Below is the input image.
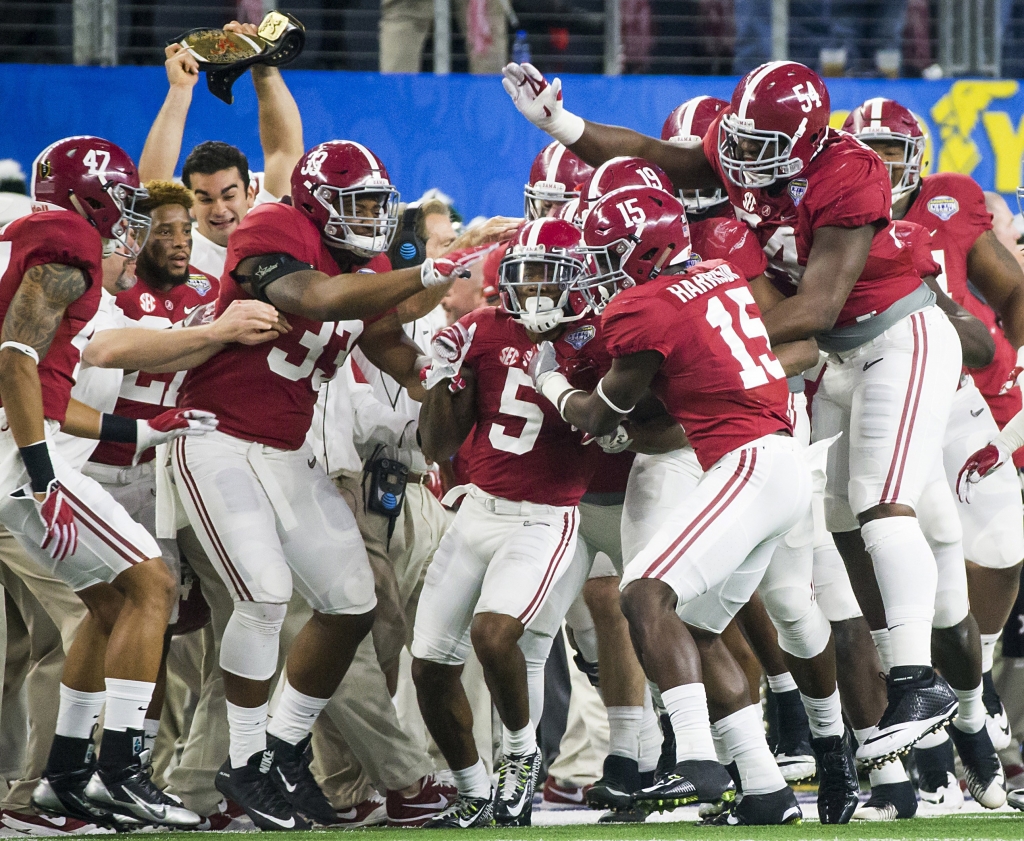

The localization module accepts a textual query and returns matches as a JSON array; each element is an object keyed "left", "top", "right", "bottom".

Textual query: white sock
[
  {"left": 267, "top": 679, "right": 330, "bottom": 745},
  {"left": 662, "top": 683, "right": 717, "bottom": 762},
  {"left": 861, "top": 518, "right": 936, "bottom": 667},
  {"left": 606, "top": 706, "right": 642, "bottom": 761},
  {"left": 869, "top": 628, "right": 894, "bottom": 673},
  {"left": 502, "top": 724, "right": 536, "bottom": 756},
  {"left": 980, "top": 633, "right": 1001, "bottom": 675},
  {"left": 639, "top": 687, "right": 662, "bottom": 774},
  {"left": 55, "top": 685, "right": 105, "bottom": 740},
  {"left": 452, "top": 758, "right": 491, "bottom": 798},
  {"left": 104, "top": 678, "right": 154, "bottom": 733},
  {"left": 710, "top": 723, "right": 733, "bottom": 765},
  {"left": 915, "top": 727, "right": 949, "bottom": 749},
  {"left": 227, "top": 700, "right": 268, "bottom": 768},
  {"left": 767, "top": 672, "right": 798, "bottom": 694},
  {"left": 715, "top": 705, "right": 786, "bottom": 795},
  {"left": 952, "top": 682, "right": 985, "bottom": 734},
  {"left": 800, "top": 689, "right": 844, "bottom": 739},
  {"left": 869, "top": 757, "right": 910, "bottom": 787},
  {"left": 143, "top": 718, "right": 160, "bottom": 753}
]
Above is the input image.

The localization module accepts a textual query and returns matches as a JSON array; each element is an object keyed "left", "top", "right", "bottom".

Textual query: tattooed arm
[{"left": 0, "top": 262, "right": 88, "bottom": 458}]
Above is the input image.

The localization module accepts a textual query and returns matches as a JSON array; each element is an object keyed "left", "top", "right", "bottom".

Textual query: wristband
[
  {"left": 993, "top": 409, "right": 1024, "bottom": 457},
  {"left": 556, "top": 388, "right": 584, "bottom": 419},
  {"left": 0, "top": 341, "right": 40, "bottom": 365},
  {"left": 596, "top": 379, "right": 635, "bottom": 415},
  {"left": 549, "top": 111, "right": 586, "bottom": 147},
  {"left": 99, "top": 413, "right": 139, "bottom": 444},
  {"left": 19, "top": 441, "right": 56, "bottom": 494}
]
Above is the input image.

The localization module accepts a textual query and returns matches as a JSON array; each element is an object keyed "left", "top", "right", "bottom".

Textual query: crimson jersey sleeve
[
  {"left": 602, "top": 294, "right": 675, "bottom": 358},
  {"left": 12, "top": 211, "right": 103, "bottom": 289},
  {"left": 801, "top": 147, "right": 890, "bottom": 231},
  {"left": 224, "top": 203, "right": 321, "bottom": 278},
  {"left": 690, "top": 217, "right": 768, "bottom": 281},
  {"left": 894, "top": 221, "right": 941, "bottom": 279}
]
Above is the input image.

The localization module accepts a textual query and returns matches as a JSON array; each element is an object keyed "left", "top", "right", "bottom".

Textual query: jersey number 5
[
  {"left": 705, "top": 287, "right": 786, "bottom": 389},
  {"left": 489, "top": 367, "right": 543, "bottom": 455}
]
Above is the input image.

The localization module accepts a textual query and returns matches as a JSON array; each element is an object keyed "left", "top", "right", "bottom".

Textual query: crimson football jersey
[
  {"left": 602, "top": 258, "right": 791, "bottom": 470},
  {"left": 0, "top": 211, "right": 102, "bottom": 424},
  {"left": 178, "top": 203, "right": 376, "bottom": 450},
  {"left": 689, "top": 215, "right": 768, "bottom": 281},
  {"left": 893, "top": 220, "right": 941, "bottom": 281},
  {"left": 901, "top": 173, "right": 1022, "bottom": 429},
  {"left": 90, "top": 267, "right": 219, "bottom": 466},
  {"left": 457, "top": 309, "right": 608, "bottom": 506},
  {"left": 702, "top": 122, "right": 922, "bottom": 328}
]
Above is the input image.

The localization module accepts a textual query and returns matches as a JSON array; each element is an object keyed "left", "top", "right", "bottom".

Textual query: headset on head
[{"left": 389, "top": 206, "right": 426, "bottom": 269}]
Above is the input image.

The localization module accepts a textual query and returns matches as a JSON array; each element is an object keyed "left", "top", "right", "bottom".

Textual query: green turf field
[{"left": 134, "top": 813, "right": 1023, "bottom": 840}]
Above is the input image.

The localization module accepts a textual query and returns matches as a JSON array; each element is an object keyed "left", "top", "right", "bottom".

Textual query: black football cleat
[
  {"left": 811, "top": 729, "right": 859, "bottom": 824},
  {"left": 266, "top": 734, "right": 338, "bottom": 825},
  {"left": 633, "top": 759, "right": 735, "bottom": 813},
  {"left": 587, "top": 754, "right": 641, "bottom": 811},
  {"left": 947, "top": 724, "right": 1006, "bottom": 809},
  {"left": 493, "top": 749, "right": 541, "bottom": 827},
  {"left": 704, "top": 787, "right": 802, "bottom": 826},
  {"left": 422, "top": 793, "right": 494, "bottom": 828},
  {"left": 856, "top": 666, "right": 957, "bottom": 768},
  {"left": 852, "top": 780, "right": 918, "bottom": 821},
  {"left": 772, "top": 689, "right": 817, "bottom": 783},
  {"left": 31, "top": 768, "right": 127, "bottom": 829},
  {"left": 216, "top": 752, "right": 311, "bottom": 831}
]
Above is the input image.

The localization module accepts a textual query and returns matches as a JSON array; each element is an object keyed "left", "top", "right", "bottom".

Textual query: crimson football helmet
[
  {"left": 524, "top": 141, "right": 594, "bottom": 221},
  {"left": 31, "top": 136, "right": 149, "bottom": 256},
  {"left": 718, "top": 61, "right": 831, "bottom": 188},
  {"left": 843, "top": 98, "right": 926, "bottom": 203},
  {"left": 291, "top": 140, "right": 400, "bottom": 258},
  {"left": 577, "top": 157, "right": 673, "bottom": 224},
  {"left": 662, "top": 97, "right": 729, "bottom": 213},
  {"left": 498, "top": 218, "right": 590, "bottom": 332},
  {"left": 578, "top": 185, "right": 691, "bottom": 312}
]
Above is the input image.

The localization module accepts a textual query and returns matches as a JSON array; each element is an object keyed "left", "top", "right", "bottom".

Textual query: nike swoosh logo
[
  {"left": 43, "top": 817, "right": 67, "bottom": 827},
  {"left": 251, "top": 809, "right": 295, "bottom": 829},
  {"left": 402, "top": 795, "right": 449, "bottom": 810},
  {"left": 126, "top": 788, "right": 167, "bottom": 819},
  {"left": 183, "top": 305, "right": 200, "bottom": 315},
  {"left": 505, "top": 793, "right": 527, "bottom": 817},
  {"left": 276, "top": 768, "right": 297, "bottom": 793},
  {"left": 862, "top": 724, "right": 913, "bottom": 745},
  {"left": 863, "top": 358, "right": 883, "bottom": 371},
  {"left": 971, "top": 408, "right": 984, "bottom": 417},
  {"left": 307, "top": 456, "right": 317, "bottom": 468},
  {"left": 458, "top": 815, "right": 479, "bottom": 828},
  {"left": 554, "top": 788, "right": 587, "bottom": 802},
  {"left": 522, "top": 521, "right": 550, "bottom": 527},
  {"left": 336, "top": 808, "right": 357, "bottom": 820}
]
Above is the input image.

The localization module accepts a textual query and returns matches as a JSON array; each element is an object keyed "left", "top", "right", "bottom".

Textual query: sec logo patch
[
  {"left": 499, "top": 346, "right": 520, "bottom": 366},
  {"left": 139, "top": 292, "right": 156, "bottom": 313}
]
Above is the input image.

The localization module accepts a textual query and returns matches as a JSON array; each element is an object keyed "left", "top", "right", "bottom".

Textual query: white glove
[
  {"left": 594, "top": 425, "right": 632, "bottom": 454},
  {"left": 135, "top": 409, "right": 218, "bottom": 465},
  {"left": 501, "top": 62, "right": 585, "bottom": 146},
  {"left": 423, "top": 323, "right": 477, "bottom": 390},
  {"left": 420, "top": 255, "right": 472, "bottom": 289},
  {"left": 528, "top": 341, "right": 578, "bottom": 417}
]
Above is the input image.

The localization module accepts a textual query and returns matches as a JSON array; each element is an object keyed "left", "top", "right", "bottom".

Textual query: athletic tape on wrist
[
  {"left": 18, "top": 441, "right": 55, "bottom": 494},
  {"left": 0, "top": 342, "right": 40, "bottom": 365},
  {"left": 596, "top": 379, "right": 634, "bottom": 416},
  {"left": 549, "top": 112, "right": 586, "bottom": 147},
  {"left": 556, "top": 388, "right": 584, "bottom": 420}
]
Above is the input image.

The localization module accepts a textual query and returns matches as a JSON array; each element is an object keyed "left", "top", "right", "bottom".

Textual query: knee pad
[
  {"left": 932, "top": 538, "right": 970, "bottom": 629},
  {"left": 518, "top": 630, "right": 552, "bottom": 726},
  {"left": 761, "top": 584, "right": 832, "bottom": 659},
  {"left": 812, "top": 541, "right": 863, "bottom": 623},
  {"left": 918, "top": 479, "right": 963, "bottom": 547},
  {"left": 220, "top": 601, "right": 287, "bottom": 681}
]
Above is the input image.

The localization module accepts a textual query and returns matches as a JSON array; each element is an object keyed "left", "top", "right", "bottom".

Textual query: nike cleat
[
  {"left": 422, "top": 793, "right": 494, "bottom": 828},
  {"left": 493, "top": 749, "right": 541, "bottom": 826},
  {"left": 385, "top": 774, "right": 457, "bottom": 826},
  {"left": 1008, "top": 789, "right": 1024, "bottom": 811},
  {"left": 31, "top": 770, "right": 122, "bottom": 830},
  {"left": 856, "top": 666, "right": 957, "bottom": 768},
  {"left": 587, "top": 755, "right": 641, "bottom": 811},
  {"left": 84, "top": 759, "right": 200, "bottom": 828},
  {"left": 633, "top": 759, "right": 735, "bottom": 813},
  {"left": 913, "top": 738, "right": 964, "bottom": 813},
  {"left": 215, "top": 754, "right": 310, "bottom": 832},
  {"left": 333, "top": 794, "right": 388, "bottom": 828},
  {"left": 597, "top": 804, "right": 648, "bottom": 823},
  {"left": 811, "top": 729, "right": 859, "bottom": 824},
  {"left": 852, "top": 780, "right": 918, "bottom": 821},
  {"left": 654, "top": 713, "right": 675, "bottom": 783},
  {"left": 947, "top": 725, "right": 1006, "bottom": 809},
  {"left": 981, "top": 670, "right": 1012, "bottom": 751},
  {"left": 540, "top": 776, "right": 589, "bottom": 809},
  {"left": 703, "top": 787, "right": 802, "bottom": 826},
  {"left": 1, "top": 808, "right": 115, "bottom": 835},
  {"left": 266, "top": 735, "right": 337, "bottom": 825},
  {"left": 772, "top": 689, "right": 817, "bottom": 783}
]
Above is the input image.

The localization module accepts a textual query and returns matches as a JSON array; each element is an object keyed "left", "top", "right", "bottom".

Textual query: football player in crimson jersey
[
  {"left": 531, "top": 185, "right": 815, "bottom": 825},
  {"left": 524, "top": 141, "right": 594, "bottom": 220},
  {"left": 0, "top": 137, "right": 212, "bottom": 829},
  {"left": 847, "top": 99, "right": 1024, "bottom": 782},
  {"left": 504, "top": 59, "right": 964, "bottom": 767},
  {"left": 412, "top": 218, "right": 615, "bottom": 828},
  {"left": 170, "top": 140, "right": 510, "bottom": 830}
]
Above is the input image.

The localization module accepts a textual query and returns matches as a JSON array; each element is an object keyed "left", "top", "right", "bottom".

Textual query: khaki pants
[
  {"left": 379, "top": 0, "right": 508, "bottom": 74},
  {"left": 0, "top": 528, "right": 88, "bottom": 812}
]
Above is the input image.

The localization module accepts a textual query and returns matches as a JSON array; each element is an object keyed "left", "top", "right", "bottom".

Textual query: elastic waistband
[{"left": 818, "top": 283, "right": 935, "bottom": 354}]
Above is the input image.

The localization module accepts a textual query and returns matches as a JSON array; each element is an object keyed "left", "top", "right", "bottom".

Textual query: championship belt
[{"left": 170, "top": 11, "right": 305, "bottom": 105}]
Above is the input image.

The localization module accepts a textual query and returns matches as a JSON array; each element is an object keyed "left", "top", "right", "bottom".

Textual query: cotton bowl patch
[
  {"left": 927, "top": 196, "right": 959, "bottom": 221},
  {"left": 186, "top": 273, "right": 212, "bottom": 296},
  {"left": 788, "top": 179, "right": 808, "bottom": 206},
  {"left": 565, "top": 324, "right": 596, "bottom": 350}
]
